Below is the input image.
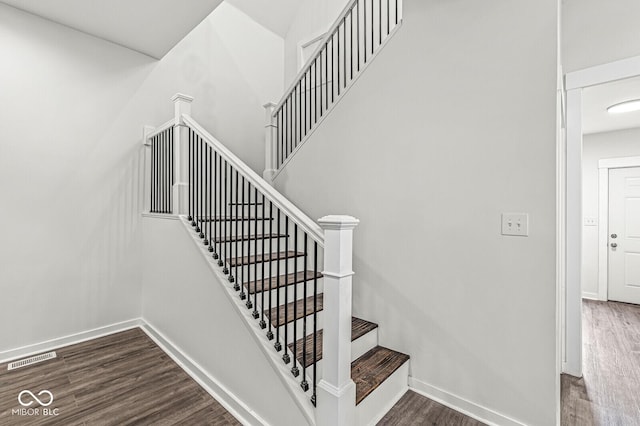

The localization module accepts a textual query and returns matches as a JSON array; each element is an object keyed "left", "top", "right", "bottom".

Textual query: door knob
[
  {"left": 611, "top": 233, "right": 618, "bottom": 239},
  {"left": 611, "top": 242, "right": 618, "bottom": 248}
]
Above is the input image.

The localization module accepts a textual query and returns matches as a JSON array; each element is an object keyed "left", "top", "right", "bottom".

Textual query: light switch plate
[
  {"left": 501, "top": 213, "right": 529, "bottom": 237},
  {"left": 584, "top": 217, "right": 598, "bottom": 226}
]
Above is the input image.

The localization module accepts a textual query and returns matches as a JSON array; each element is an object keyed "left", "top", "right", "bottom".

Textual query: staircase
[
  {"left": 145, "top": 94, "right": 410, "bottom": 425},
  {"left": 144, "top": 2, "right": 407, "bottom": 424}
]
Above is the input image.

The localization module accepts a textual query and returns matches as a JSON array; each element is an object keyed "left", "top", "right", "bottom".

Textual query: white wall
[
  {"left": 581, "top": 128, "right": 640, "bottom": 297},
  {"left": 0, "top": 2, "right": 283, "bottom": 355},
  {"left": 274, "top": 0, "right": 559, "bottom": 424},
  {"left": 562, "top": 0, "right": 640, "bottom": 72},
  {"left": 141, "top": 217, "right": 308, "bottom": 426},
  {"left": 283, "top": 0, "right": 349, "bottom": 87}
]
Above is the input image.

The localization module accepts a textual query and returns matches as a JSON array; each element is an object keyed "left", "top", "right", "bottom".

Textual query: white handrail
[
  {"left": 146, "top": 118, "right": 174, "bottom": 141},
  {"left": 273, "top": 0, "right": 359, "bottom": 114},
  {"left": 182, "top": 114, "right": 325, "bottom": 247}
]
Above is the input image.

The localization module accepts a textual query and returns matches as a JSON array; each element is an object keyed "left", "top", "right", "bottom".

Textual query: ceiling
[
  {"left": 0, "top": 0, "right": 223, "bottom": 59},
  {"left": 225, "top": 0, "right": 303, "bottom": 37},
  {"left": 583, "top": 75, "right": 640, "bottom": 134}
]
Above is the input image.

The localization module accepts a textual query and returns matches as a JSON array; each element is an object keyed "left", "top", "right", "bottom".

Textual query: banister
[
  {"left": 273, "top": 0, "right": 359, "bottom": 114},
  {"left": 181, "top": 114, "right": 325, "bottom": 247},
  {"left": 146, "top": 118, "right": 174, "bottom": 141}
]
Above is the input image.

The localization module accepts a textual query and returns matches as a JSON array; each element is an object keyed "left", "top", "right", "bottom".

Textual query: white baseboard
[
  {"left": 408, "top": 377, "right": 526, "bottom": 426},
  {"left": 581, "top": 292, "right": 600, "bottom": 301},
  {"left": 0, "top": 318, "right": 143, "bottom": 364},
  {"left": 140, "top": 321, "right": 268, "bottom": 426}
]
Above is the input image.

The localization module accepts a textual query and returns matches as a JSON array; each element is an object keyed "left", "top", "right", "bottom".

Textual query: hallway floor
[
  {"left": 562, "top": 300, "right": 640, "bottom": 425},
  {"left": 0, "top": 328, "right": 240, "bottom": 425}
]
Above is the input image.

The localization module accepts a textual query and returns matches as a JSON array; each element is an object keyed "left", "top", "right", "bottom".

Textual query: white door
[{"left": 608, "top": 166, "right": 640, "bottom": 304}]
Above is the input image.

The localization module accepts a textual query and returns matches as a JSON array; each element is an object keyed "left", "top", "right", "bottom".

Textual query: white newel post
[
  {"left": 316, "top": 215, "right": 359, "bottom": 426},
  {"left": 171, "top": 93, "right": 194, "bottom": 215},
  {"left": 263, "top": 102, "right": 277, "bottom": 184}
]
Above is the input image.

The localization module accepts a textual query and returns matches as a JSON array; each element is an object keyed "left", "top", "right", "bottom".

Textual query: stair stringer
[{"left": 177, "top": 215, "right": 317, "bottom": 425}]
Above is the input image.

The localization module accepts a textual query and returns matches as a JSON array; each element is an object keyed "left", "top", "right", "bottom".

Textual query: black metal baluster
[
  {"left": 259, "top": 192, "right": 266, "bottom": 327},
  {"left": 371, "top": 0, "right": 374, "bottom": 55},
  {"left": 222, "top": 160, "right": 228, "bottom": 272},
  {"left": 291, "top": 224, "right": 299, "bottom": 377},
  {"left": 190, "top": 131, "right": 195, "bottom": 225},
  {"left": 213, "top": 150, "right": 218, "bottom": 258},
  {"left": 298, "top": 81, "right": 302, "bottom": 146},
  {"left": 325, "top": 43, "right": 329, "bottom": 110},
  {"left": 242, "top": 176, "right": 249, "bottom": 302},
  {"left": 379, "top": 0, "right": 382, "bottom": 46},
  {"left": 357, "top": 0, "right": 361, "bottom": 71},
  {"left": 301, "top": 234, "right": 309, "bottom": 391},
  {"left": 304, "top": 72, "right": 307, "bottom": 137},
  {"left": 195, "top": 135, "right": 200, "bottom": 230},
  {"left": 170, "top": 129, "right": 174, "bottom": 213},
  {"left": 311, "top": 241, "right": 318, "bottom": 406},
  {"left": 350, "top": 8, "right": 354, "bottom": 81},
  {"left": 215, "top": 152, "right": 221, "bottom": 261},
  {"left": 266, "top": 201, "right": 274, "bottom": 340},
  {"left": 150, "top": 137, "right": 154, "bottom": 212},
  {"left": 274, "top": 208, "right": 282, "bottom": 352},
  {"left": 160, "top": 132, "right": 164, "bottom": 212},
  {"left": 203, "top": 143, "right": 209, "bottom": 245},
  {"left": 364, "top": 0, "right": 367, "bottom": 64},
  {"left": 343, "top": 16, "right": 347, "bottom": 89},
  {"left": 208, "top": 147, "right": 213, "bottom": 250},
  {"left": 252, "top": 185, "right": 259, "bottom": 317},
  {"left": 337, "top": 26, "right": 341, "bottom": 96},
  {"left": 331, "top": 36, "right": 335, "bottom": 102},
  {"left": 283, "top": 216, "right": 290, "bottom": 364},
  {"left": 233, "top": 169, "right": 239, "bottom": 288},
  {"left": 395, "top": 0, "right": 398, "bottom": 25},
  {"left": 387, "top": 0, "right": 390, "bottom": 35},
  {"left": 199, "top": 136, "right": 204, "bottom": 238}
]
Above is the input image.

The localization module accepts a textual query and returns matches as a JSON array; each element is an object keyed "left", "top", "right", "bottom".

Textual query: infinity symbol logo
[{"left": 18, "top": 390, "right": 54, "bottom": 407}]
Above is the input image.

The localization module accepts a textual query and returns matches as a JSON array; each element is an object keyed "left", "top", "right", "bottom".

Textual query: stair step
[
  {"left": 245, "top": 270, "right": 322, "bottom": 294},
  {"left": 196, "top": 217, "right": 273, "bottom": 222},
  {"left": 289, "top": 317, "right": 378, "bottom": 368},
  {"left": 227, "top": 251, "right": 304, "bottom": 267},
  {"left": 352, "top": 346, "right": 410, "bottom": 405},
  {"left": 214, "top": 233, "right": 287, "bottom": 244},
  {"left": 266, "top": 294, "right": 324, "bottom": 328},
  {"left": 228, "top": 202, "right": 263, "bottom": 206}
]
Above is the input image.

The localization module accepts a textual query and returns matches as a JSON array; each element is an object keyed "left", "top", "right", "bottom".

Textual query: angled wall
[{"left": 274, "top": 0, "right": 559, "bottom": 424}]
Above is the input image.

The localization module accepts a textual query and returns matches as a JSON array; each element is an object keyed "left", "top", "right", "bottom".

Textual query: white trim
[
  {"left": 581, "top": 292, "right": 600, "bottom": 300},
  {"left": 596, "top": 156, "right": 640, "bottom": 302},
  {"left": 408, "top": 377, "right": 526, "bottom": 426},
  {"left": 599, "top": 156, "right": 640, "bottom": 169},
  {"left": 0, "top": 318, "right": 143, "bottom": 364},
  {"left": 142, "top": 212, "right": 179, "bottom": 220},
  {"left": 141, "top": 322, "right": 268, "bottom": 426},
  {"left": 566, "top": 54, "right": 640, "bottom": 90},
  {"left": 182, "top": 114, "right": 325, "bottom": 247},
  {"left": 563, "top": 57, "right": 640, "bottom": 381},
  {"left": 298, "top": 31, "right": 327, "bottom": 72}
]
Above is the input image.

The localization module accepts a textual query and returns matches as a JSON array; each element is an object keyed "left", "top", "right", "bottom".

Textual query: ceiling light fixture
[{"left": 607, "top": 99, "right": 640, "bottom": 114}]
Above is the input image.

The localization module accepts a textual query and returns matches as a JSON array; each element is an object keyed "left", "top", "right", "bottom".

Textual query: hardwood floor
[
  {"left": 377, "top": 391, "right": 485, "bottom": 426},
  {"left": 562, "top": 300, "right": 640, "bottom": 425},
  {"left": 0, "top": 328, "right": 240, "bottom": 425}
]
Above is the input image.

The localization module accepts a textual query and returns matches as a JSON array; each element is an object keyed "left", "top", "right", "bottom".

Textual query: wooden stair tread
[
  {"left": 352, "top": 346, "right": 410, "bottom": 405},
  {"left": 245, "top": 270, "right": 322, "bottom": 294},
  {"left": 265, "top": 294, "right": 324, "bottom": 328},
  {"left": 197, "top": 217, "right": 272, "bottom": 222},
  {"left": 214, "top": 233, "right": 287, "bottom": 244},
  {"left": 227, "top": 251, "right": 303, "bottom": 267},
  {"left": 288, "top": 317, "right": 378, "bottom": 368},
  {"left": 228, "top": 202, "right": 263, "bottom": 206}
]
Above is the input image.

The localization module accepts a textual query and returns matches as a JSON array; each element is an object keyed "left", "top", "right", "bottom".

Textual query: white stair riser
[
  {"left": 356, "top": 361, "right": 409, "bottom": 426},
  {"left": 269, "top": 311, "right": 324, "bottom": 342}
]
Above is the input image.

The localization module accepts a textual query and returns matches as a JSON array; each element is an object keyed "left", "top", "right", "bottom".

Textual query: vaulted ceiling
[{"left": 0, "top": 0, "right": 223, "bottom": 58}]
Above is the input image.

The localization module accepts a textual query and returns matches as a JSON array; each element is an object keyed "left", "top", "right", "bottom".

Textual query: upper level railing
[
  {"left": 147, "top": 120, "right": 174, "bottom": 213},
  {"left": 265, "top": 0, "right": 403, "bottom": 178}
]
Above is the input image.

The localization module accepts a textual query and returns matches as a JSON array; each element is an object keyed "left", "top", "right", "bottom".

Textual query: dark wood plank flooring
[
  {"left": 562, "top": 300, "right": 640, "bottom": 425},
  {"left": 378, "top": 391, "right": 485, "bottom": 426},
  {"left": 0, "top": 328, "right": 240, "bottom": 425}
]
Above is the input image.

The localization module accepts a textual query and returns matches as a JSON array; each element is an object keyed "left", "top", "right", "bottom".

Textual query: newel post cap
[
  {"left": 318, "top": 215, "right": 360, "bottom": 230},
  {"left": 171, "top": 93, "right": 194, "bottom": 103}
]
